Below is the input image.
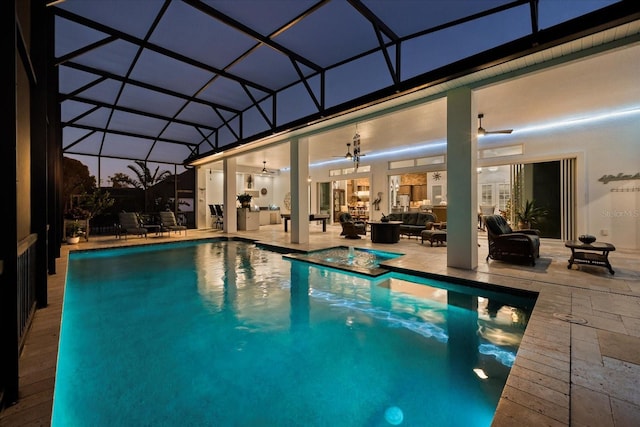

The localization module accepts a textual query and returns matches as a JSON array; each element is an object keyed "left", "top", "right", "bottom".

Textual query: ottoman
[{"left": 421, "top": 229, "right": 447, "bottom": 246}]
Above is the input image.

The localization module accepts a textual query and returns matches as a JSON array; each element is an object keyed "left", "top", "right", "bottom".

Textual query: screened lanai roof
[{"left": 54, "top": 0, "right": 638, "bottom": 167}]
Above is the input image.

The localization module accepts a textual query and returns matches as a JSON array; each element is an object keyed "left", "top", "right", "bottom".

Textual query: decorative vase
[
  {"left": 66, "top": 236, "right": 80, "bottom": 244},
  {"left": 241, "top": 201, "right": 250, "bottom": 208},
  {"left": 578, "top": 234, "right": 596, "bottom": 244}
]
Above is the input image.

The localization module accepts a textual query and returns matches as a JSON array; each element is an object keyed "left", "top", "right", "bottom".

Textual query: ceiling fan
[
  {"left": 333, "top": 143, "right": 354, "bottom": 159},
  {"left": 261, "top": 161, "right": 275, "bottom": 174},
  {"left": 477, "top": 113, "right": 513, "bottom": 135},
  {"left": 333, "top": 136, "right": 367, "bottom": 159}
]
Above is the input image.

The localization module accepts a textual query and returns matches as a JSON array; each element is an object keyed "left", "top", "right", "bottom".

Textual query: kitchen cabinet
[
  {"left": 412, "top": 185, "right": 426, "bottom": 201},
  {"left": 398, "top": 185, "right": 411, "bottom": 196}
]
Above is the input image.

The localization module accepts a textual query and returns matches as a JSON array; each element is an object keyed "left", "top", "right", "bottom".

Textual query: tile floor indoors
[{"left": 1, "top": 222, "right": 639, "bottom": 427}]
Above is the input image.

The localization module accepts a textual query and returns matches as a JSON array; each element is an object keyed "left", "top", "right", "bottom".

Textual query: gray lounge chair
[
  {"left": 160, "top": 211, "right": 187, "bottom": 236},
  {"left": 118, "top": 212, "right": 147, "bottom": 239}
]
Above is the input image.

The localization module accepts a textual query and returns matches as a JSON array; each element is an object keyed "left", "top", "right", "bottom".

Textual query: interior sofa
[{"left": 386, "top": 212, "right": 438, "bottom": 238}]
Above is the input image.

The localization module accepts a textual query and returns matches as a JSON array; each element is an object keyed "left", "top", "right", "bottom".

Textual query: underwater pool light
[{"left": 384, "top": 406, "right": 404, "bottom": 425}]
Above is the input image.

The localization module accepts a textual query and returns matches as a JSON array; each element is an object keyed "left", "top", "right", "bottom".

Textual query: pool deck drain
[{"left": 552, "top": 312, "right": 588, "bottom": 324}]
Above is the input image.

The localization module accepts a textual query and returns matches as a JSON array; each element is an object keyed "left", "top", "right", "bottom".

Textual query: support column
[
  {"left": 446, "top": 87, "right": 478, "bottom": 270},
  {"left": 1, "top": 0, "right": 19, "bottom": 405},
  {"left": 32, "top": 0, "right": 49, "bottom": 307},
  {"left": 223, "top": 158, "right": 238, "bottom": 233},
  {"left": 290, "top": 138, "right": 310, "bottom": 244}
]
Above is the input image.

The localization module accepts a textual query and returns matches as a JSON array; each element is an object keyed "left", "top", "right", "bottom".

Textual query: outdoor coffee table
[{"left": 565, "top": 240, "right": 616, "bottom": 274}]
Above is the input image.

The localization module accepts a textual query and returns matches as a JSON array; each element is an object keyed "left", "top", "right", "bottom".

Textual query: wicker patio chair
[
  {"left": 339, "top": 212, "right": 366, "bottom": 239},
  {"left": 484, "top": 214, "right": 540, "bottom": 266}
]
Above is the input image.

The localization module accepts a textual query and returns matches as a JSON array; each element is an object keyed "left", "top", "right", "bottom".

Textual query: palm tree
[
  {"left": 126, "top": 161, "right": 172, "bottom": 212},
  {"left": 127, "top": 160, "right": 171, "bottom": 189}
]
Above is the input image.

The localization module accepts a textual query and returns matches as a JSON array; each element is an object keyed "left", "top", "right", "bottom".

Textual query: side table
[
  {"left": 369, "top": 221, "right": 402, "bottom": 243},
  {"left": 565, "top": 240, "right": 616, "bottom": 274}
]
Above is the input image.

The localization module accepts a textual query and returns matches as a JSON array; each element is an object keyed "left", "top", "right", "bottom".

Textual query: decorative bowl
[{"left": 578, "top": 234, "right": 596, "bottom": 244}]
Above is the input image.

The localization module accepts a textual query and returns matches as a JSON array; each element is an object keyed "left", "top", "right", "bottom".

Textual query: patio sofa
[{"left": 387, "top": 212, "right": 439, "bottom": 238}]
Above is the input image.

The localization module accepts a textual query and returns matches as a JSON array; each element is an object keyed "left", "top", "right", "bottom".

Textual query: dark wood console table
[
  {"left": 565, "top": 240, "right": 616, "bottom": 274},
  {"left": 281, "top": 213, "right": 330, "bottom": 232},
  {"left": 369, "top": 221, "right": 402, "bottom": 243}
]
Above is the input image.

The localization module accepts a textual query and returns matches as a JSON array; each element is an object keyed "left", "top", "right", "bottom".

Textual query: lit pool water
[
  {"left": 284, "top": 246, "right": 402, "bottom": 276},
  {"left": 53, "top": 240, "right": 534, "bottom": 426}
]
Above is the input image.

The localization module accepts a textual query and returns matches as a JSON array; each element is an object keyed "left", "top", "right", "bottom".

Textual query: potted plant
[
  {"left": 66, "top": 220, "right": 82, "bottom": 244},
  {"left": 237, "top": 193, "right": 253, "bottom": 208},
  {"left": 516, "top": 199, "right": 548, "bottom": 230}
]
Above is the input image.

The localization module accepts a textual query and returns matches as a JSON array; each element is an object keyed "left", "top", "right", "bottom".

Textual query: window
[
  {"left": 498, "top": 183, "right": 510, "bottom": 212},
  {"left": 479, "top": 144, "right": 523, "bottom": 159},
  {"left": 330, "top": 165, "right": 370, "bottom": 175},
  {"left": 389, "top": 159, "right": 414, "bottom": 169},
  {"left": 481, "top": 184, "right": 493, "bottom": 205},
  {"left": 390, "top": 155, "right": 445, "bottom": 169},
  {"left": 416, "top": 155, "right": 445, "bottom": 166}
]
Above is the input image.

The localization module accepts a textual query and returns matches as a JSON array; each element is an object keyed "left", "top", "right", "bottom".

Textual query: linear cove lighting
[{"left": 513, "top": 106, "right": 640, "bottom": 136}]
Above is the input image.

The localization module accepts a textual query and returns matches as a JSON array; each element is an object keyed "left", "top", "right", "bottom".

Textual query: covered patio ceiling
[{"left": 53, "top": 0, "right": 640, "bottom": 173}]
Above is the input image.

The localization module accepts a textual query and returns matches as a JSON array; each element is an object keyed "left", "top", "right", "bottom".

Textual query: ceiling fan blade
[
  {"left": 332, "top": 143, "right": 353, "bottom": 159},
  {"left": 477, "top": 113, "right": 513, "bottom": 135},
  {"left": 485, "top": 129, "right": 513, "bottom": 134},
  {"left": 261, "top": 161, "right": 276, "bottom": 173}
]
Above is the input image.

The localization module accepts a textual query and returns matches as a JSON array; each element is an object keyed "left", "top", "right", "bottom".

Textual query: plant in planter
[
  {"left": 64, "top": 206, "right": 91, "bottom": 220},
  {"left": 82, "top": 189, "right": 115, "bottom": 220},
  {"left": 516, "top": 199, "right": 548, "bottom": 230},
  {"left": 66, "top": 220, "right": 82, "bottom": 244},
  {"left": 237, "top": 193, "right": 253, "bottom": 208}
]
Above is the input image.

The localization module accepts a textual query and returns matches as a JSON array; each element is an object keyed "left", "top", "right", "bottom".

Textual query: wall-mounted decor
[{"left": 598, "top": 172, "right": 640, "bottom": 184}]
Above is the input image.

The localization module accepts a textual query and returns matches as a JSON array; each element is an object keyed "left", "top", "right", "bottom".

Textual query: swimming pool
[{"left": 53, "top": 239, "right": 534, "bottom": 426}]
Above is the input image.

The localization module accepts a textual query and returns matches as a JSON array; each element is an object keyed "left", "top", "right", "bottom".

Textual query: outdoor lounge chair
[
  {"left": 484, "top": 214, "right": 540, "bottom": 266},
  {"left": 214, "top": 204, "right": 224, "bottom": 229},
  {"left": 118, "top": 212, "right": 147, "bottom": 239},
  {"left": 339, "top": 212, "right": 366, "bottom": 239},
  {"left": 209, "top": 204, "right": 223, "bottom": 229},
  {"left": 160, "top": 211, "right": 187, "bottom": 236}
]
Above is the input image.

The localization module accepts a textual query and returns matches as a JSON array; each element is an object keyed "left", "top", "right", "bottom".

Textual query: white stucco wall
[{"left": 510, "top": 111, "right": 639, "bottom": 249}]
